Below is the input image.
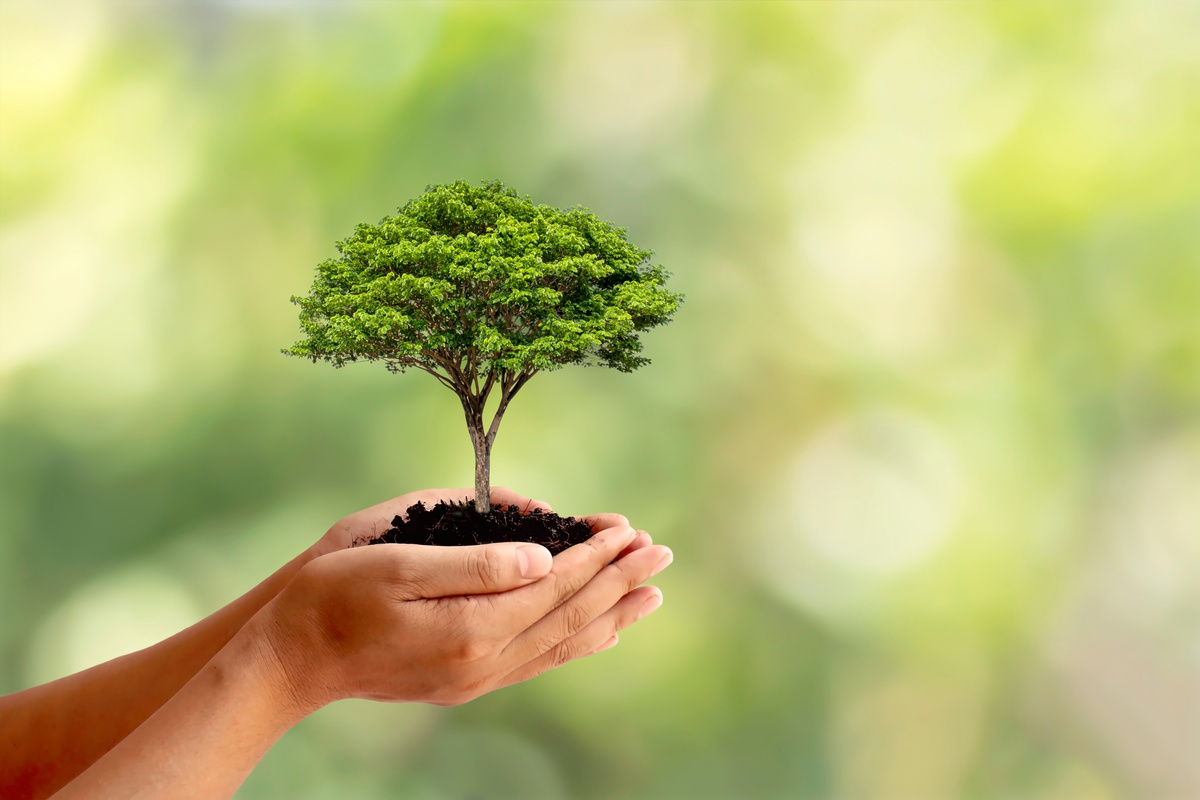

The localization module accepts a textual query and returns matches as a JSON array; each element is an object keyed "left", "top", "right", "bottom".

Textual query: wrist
[
  {"left": 237, "top": 613, "right": 324, "bottom": 728},
  {"left": 250, "top": 586, "right": 344, "bottom": 716}
]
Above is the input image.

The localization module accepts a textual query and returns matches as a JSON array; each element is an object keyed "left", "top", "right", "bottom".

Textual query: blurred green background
[{"left": 2, "top": 1, "right": 1199, "bottom": 798}]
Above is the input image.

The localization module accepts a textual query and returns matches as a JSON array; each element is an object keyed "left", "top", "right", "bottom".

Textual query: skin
[{"left": 0, "top": 487, "right": 668, "bottom": 800}]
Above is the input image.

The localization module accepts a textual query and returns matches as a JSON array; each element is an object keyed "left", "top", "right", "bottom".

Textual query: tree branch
[
  {"left": 512, "top": 367, "right": 537, "bottom": 396},
  {"left": 433, "top": 348, "right": 472, "bottom": 397},
  {"left": 466, "top": 344, "right": 479, "bottom": 396},
  {"left": 485, "top": 380, "right": 510, "bottom": 448},
  {"left": 407, "top": 362, "right": 458, "bottom": 393},
  {"left": 484, "top": 367, "right": 536, "bottom": 448},
  {"left": 479, "top": 369, "right": 498, "bottom": 408}
]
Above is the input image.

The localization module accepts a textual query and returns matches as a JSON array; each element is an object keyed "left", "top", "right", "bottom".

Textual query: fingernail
[
  {"left": 649, "top": 548, "right": 673, "bottom": 577},
  {"left": 596, "top": 634, "right": 619, "bottom": 653},
  {"left": 516, "top": 544, "right": 552, "bottom": 578},
  {"left": 638, "top": 593, "right": 662, "bottom": 620}
]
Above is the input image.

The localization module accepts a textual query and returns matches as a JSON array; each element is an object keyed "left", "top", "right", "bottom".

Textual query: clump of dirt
[{"left": 363, "top": 500, "right": 593, "bottom": 555}]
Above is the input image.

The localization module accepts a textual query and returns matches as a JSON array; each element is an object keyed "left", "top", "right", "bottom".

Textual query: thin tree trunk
[
  {"left": 461, "top": 399, "right": 491, "bottom": 514},
  {"left": 472, "top": 429, "right": 491, "bottom": 514}
]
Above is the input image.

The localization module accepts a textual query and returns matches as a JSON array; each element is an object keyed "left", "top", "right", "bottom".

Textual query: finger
[
  {"left": 488, "top": 524, "right": 639, "bottom": 634},
  {"left": 381, "top": 541, "right": 553, "bottom": 600},
  {"left": 503, "top": 543, "right": 672, "bottom": 664},
  {"left": 616, "top": 530, "right": 652, "bottom": 560},
  {"left": 489, "top": 486, "right": 553, "bottom": 515},
  {"left": 584, "top": 512, "right": 629, "bottom": 533},
  {"left": 591, "top": 633, "right": 620, "bottom": 655},
  {"left": 498, "top": 585, "right": 662, "bottom": 688},
  {"left": 588, "top": 633, "right": 620, "bottom": 656}
]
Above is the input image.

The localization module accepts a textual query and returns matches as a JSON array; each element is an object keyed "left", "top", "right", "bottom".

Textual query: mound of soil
[{"left": 363, "top": 500, "right": 593, "bottom": 555}]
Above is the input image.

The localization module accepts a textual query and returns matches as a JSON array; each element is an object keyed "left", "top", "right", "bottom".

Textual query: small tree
[{"left": 286, "top": 180, "right": 681, "bottom": 513}]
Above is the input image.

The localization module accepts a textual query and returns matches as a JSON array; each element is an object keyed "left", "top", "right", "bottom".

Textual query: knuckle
[
  {"left": 551, "top": 578, "right": 588, "bottom": 612},
  {"left": 532, "top": 633, "right": 560, "bottom": 659},
  {"left": 550, "top": 648, "right": 572, "bottom": 670},
  {"left": 386, "top": 551, "right": 431, "bottom": 597},
  {"left": 541, "top": 570, "right": 581, "bottom": 610},
  {"left": 619, "top": 596, "right": 645, "bottom": 627},
  {"left": 449, "top": 631, "right": 495, "bottom": 665},
  {"left": 616, "top": 558, "right": 647, "bottom": 591},
  {"left": 440, "top": 601, "right": 496, "bottom": 664},
  {"left": 549, "top": 638, "right": 584, "bottom": 669},
  {"left": 465, "top": 547, "right": 505, "bottom": 586},
  {"left": 559, "top": 602, "right": 593, "bottom": 639}
]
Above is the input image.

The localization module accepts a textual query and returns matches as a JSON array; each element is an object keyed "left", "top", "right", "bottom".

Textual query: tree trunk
[
  {"left": 462, "top": 401, "right": 492, "bottom": 515},
  {"left": 472, "top": 428, "right": 491, "bottom": 514}
]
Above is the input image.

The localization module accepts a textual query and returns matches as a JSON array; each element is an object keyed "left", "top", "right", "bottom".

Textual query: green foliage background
[{"left": 2, "top": 2, "right": 1198, "bottom": 798}]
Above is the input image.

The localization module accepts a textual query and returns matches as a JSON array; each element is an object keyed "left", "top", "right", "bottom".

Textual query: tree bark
[
  {"left": 472, "top": 426, "right": 491, "bottom": 514},
  {"left": 461, "top": 399, "right": 491, "bottom": 514}
]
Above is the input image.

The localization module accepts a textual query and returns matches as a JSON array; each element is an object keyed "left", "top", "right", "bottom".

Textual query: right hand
[{"left": 258, "top": 516, "right": 671, "bottom": 711}]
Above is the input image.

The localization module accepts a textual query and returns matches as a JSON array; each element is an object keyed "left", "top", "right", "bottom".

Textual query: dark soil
[{"left": 362, "top": 500, "right": 593, "bottom": 555}]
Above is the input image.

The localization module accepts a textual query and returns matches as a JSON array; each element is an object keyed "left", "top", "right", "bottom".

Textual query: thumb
[{"left": 389, "top": 542, "right": 553, "bottom": 599}]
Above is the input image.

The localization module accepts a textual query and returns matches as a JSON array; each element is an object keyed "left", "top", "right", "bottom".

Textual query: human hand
[{"left": 258, "top": 518, "right": 671, "bottom": 711}]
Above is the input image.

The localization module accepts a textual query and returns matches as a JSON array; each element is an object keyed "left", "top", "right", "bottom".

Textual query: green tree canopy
[{"left": 286, "top": 180, "right": 681, "bottom": 511}]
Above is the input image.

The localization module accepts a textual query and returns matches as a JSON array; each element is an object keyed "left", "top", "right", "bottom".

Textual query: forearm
[
  {"left": 0, "top": 548, "right": 316, "bottom": 800},
  {"left": 50, "top": 613, "right": 309, "bottom": 800}
]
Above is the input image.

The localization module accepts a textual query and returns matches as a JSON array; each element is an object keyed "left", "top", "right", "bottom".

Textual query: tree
[{"left": 286, "top": 180, "right": 682, "bottom": 513}]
